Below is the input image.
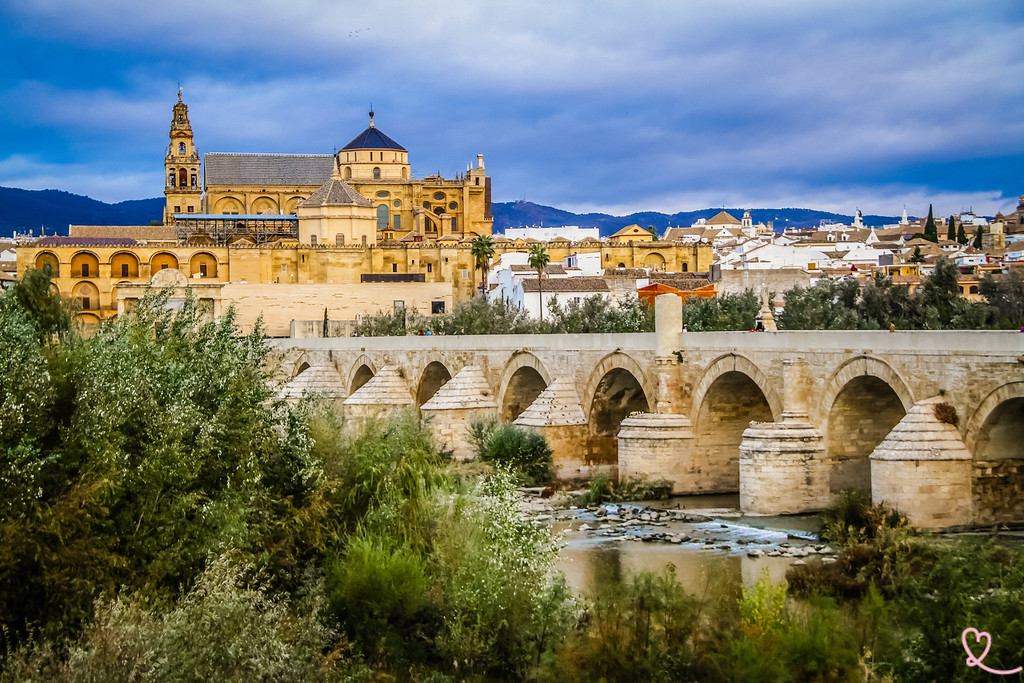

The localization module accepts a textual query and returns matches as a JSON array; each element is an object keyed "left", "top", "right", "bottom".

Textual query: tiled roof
[
  {"left": 34, "top": 236, "right": 139, "bottom": 247},
  {"left": 70, "top": 225, "right": 177, "bottom": 241},
  {"left": 521, "top": 276, "right": 609, "bottom": 293},
  {"left": 603, "top": 267, "right": 648, "bottom": 278},
  {"left": 300, "top": 177, "right": 372, "bottom": 207},
  {"left": 706, "top": 210, "right": 741, "bottom": 225},
  {"left": 204, "top": 153, "right": 333, "bottom": 186},
  {"left": 341, "top": 125, "right": 406, "bottom": 151},
  {"left": 510, "top": 264, "right": 566, "bottom": 274}
]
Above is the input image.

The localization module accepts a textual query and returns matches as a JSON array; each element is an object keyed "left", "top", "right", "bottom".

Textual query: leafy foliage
[
  {"left": 680, "top": 290, "right": 759, "bottom": 331},
  {"left": 468, "top": 419, "right": 553, "bottom": 485}
]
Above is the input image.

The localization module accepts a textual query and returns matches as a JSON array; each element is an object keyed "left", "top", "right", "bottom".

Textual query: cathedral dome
[{"left": 341, "top": 111, "right": 406, "bottom": 151}]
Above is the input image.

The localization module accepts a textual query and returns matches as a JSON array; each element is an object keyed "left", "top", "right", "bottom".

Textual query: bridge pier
[
  {"left": 739, "top": 359, "right": 829, "bottom": 514},
  {"left": 870, "top": 396, "right": 973, "bottom": 528},
  {"left": 514, "top": 377, "right": 597, "bottom": 480},
  {"left": 421, "top": 366, "right": 497, "bottom": 461},
  {"left": 342, "top": 365, "right": 414, "bottom": 432},
  {"left": 617, "top": 294, "right": 700, "bottom": 489}
]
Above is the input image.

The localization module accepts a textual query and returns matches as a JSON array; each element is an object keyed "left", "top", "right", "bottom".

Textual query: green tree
[
  {"left": 973, "top": 225, "right": 984, "bottom": 249},
  {"left": 980, "top": 270, "right": 1024, "bottom": 329},
  {"left": 915, "top": 257, "right": 964, "bottom": 328},
  {"left": 470, "top": 234, "right": 495, "bottom": 298},
  {"left": 546, "top": 294, "right": 654, "bottom": 333},
  {"left": 527, "top": 244, "right": 550, "bottom": 322},
  {"left": 909, "top": 246, "right": 925, "bottom": 262},
  {"left": 7, "top": 266, "right": 75, "bottom": 344},
  {"left": 923, "top": 204, "right": 938, "bottom": 243},
  {"left": 680, "top": 291, "right": 760, "bottom": 331},
  {"left": 778, "top": 278, "right": 861, "bottom": 330},
  {"left": 429, "top": 296, "right": 540, "bottom": 335},
  {"left": 946, "top": 215, "right": 957, "bottom": 242}
]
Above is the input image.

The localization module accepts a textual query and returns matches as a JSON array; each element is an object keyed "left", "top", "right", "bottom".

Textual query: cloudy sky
[{"left": 1, "top": 0, "right": 1021, "bottom": 217}]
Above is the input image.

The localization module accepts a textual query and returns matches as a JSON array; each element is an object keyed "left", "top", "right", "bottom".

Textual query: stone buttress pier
[
  {"left": 739, "top": 358, "right": 829, "bottom": 514},
  {"left": 420, "top": 366, "right": 498, "bottom": 461},
  {"left": 514, "top": 377, "right": 594, "bottom": 480},
  {"left": 870, "top": 396, "right": 973, "bottom": 528},
  {"left": 342, "top": 365, "right": 414, "bottom": 432},
  {"left": 618, "top": 294, "right": 697, "bottom": 490}
]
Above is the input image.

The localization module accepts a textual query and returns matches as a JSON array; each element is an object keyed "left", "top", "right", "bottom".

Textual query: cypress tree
[
  {"left": 924, "top": 204, "right": 938, "bottom": 243},
  {"left": 947, "top": 215, "right": 956, "bottom": 242},
  {"left": 957, "top": 223, "right": 968, "bottom": 244},
  {"left": 973, "top": 225, "right": 984, "bottom": 249}
]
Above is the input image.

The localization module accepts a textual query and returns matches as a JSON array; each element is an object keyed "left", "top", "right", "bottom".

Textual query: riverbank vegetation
[{"left": 3, "top": 272, "right": 1023, "bottom": 681}]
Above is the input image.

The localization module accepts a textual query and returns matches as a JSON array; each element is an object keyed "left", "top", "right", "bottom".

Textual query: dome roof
[{"left": 341, "top": 113, "right": 406, "bottom": 151}]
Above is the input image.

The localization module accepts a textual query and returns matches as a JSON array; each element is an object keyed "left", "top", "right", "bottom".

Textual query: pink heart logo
[
  {"left": 962, "top": 627, "right": 1023, "bottom": 675},
  {"left": 962, "top": 628, "right": 991, "bottom": 667}
]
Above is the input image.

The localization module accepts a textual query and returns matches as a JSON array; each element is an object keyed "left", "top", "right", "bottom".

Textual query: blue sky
[{"left": 0, "top": 0, "right": 1021, "bottom": 218}]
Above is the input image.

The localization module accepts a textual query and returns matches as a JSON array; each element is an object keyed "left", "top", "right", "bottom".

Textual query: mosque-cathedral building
[{"left": 18, "top": 93, "right": 711, "bottom": 334}]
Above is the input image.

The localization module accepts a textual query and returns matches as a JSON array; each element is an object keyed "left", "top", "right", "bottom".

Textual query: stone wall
[
  {"left": 973, "top": 459, "right": 1024, "bottom": 524},
  {"left": 873, "top": 459, "right": 974, "bottom": 528}
]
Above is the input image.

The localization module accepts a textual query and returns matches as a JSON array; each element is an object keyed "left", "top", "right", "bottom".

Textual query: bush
[
  {"left": 819, "top": 489, "right": 909, "bottom": 546},
  {"left": 468, "top": 420, "right": 553, "bottom": 485},
  {"left": 1, "top": 554, "right": 365, "bottom": 682}
]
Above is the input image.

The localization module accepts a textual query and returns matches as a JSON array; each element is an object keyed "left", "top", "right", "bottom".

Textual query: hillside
[
  {"left": 492, "top": 200, "right": 903, "bottom": 236},
  {"left": 0, "top": 186, "right": 906, "bottom": 239},
  {"left": 0, "top": 187, "right": 163, "bottom": 236}
]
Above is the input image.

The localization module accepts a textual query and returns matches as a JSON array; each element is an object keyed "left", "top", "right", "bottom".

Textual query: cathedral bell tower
[{"left": 163, "top": 89, "right": 202, "bottom": 224}]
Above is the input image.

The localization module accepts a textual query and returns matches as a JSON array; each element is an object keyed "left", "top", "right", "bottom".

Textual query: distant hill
[
  {"left": 0, "top": 187, "right": 163, "bottom": 237},
  {"left": 0, "top": 186, "right": 905, "bottom": 239},
  {"left": 492, "top": 200, "right": 903, "bottom": 236}
]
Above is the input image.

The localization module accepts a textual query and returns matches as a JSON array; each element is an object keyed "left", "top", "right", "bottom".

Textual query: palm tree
[
  {"left": 470, "top": 234, "right": 495, "bottom": 298},
  {"left": 528, "top": 244, "right": 550, "bottom": 321}
]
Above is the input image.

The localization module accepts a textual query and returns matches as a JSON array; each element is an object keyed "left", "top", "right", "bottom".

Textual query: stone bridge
[{"left": 272, "top": 298, "right": 1024, "bottom": 529}]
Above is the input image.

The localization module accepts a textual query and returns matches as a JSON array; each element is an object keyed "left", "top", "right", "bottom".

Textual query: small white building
[{"left": 515, "top": 276, "right": 611, "bottom": 319}]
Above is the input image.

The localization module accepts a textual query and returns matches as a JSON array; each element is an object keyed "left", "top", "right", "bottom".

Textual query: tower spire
[{"left": 368, "top": 104, "right": 375, "bottom": 128}]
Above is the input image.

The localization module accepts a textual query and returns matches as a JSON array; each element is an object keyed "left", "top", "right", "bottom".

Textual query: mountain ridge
[{"left": 0, "top": 186, "right": 908, "bottom": 237}]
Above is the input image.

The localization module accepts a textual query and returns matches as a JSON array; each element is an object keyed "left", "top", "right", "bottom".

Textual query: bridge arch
[
  {"left": 347, "top": 355, "right": 378, "bottom": 395},
  {"left": 819, "top": 356, "right": 914, "bottom": 493},
  {"left": 690, "top": 354, "right": 781, "bottom": 422},
  {"left": 691, "top": 354, "right": 779, "bottom": 493},
  {"left": 584, "top": 353, "right": 651, "bottom": 465},
  {"left": 416, "top": 359, "right": 453, "bottom": 406},
  {"left": 965, "top": 381, "right": 1024, "bottom": 523},
  {"left": 498, "top": 351, "right": 551, "bottom": 421}
]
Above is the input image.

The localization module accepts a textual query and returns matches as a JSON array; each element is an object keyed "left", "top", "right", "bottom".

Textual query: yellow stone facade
[{"left": 15, "top": 94, "right": 714, "bottom": 328}]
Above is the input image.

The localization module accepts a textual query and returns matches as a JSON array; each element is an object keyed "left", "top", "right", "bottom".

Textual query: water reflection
[{"left": 553, "top": 494, "right": 818, "bottom": 596}]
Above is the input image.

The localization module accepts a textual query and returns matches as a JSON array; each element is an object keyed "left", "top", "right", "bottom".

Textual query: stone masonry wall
[{"left": 973, "top": 459, "right": 1024, "bottom": 525}]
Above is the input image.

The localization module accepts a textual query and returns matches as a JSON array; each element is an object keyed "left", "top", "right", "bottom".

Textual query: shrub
[
  {"left": 468, "top": 420, "right": 553, "bottom": 485},
  {"left": 819, "top": 489, "right": 909, "bottom": 546},
  {"left": 933, "top": 401, "right": 959, "bottom": 426}
]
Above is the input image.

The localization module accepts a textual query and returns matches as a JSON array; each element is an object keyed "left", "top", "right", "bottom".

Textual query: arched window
[
  {"left": 179, "top": 169, "right": 187, "bottom": 186},
  {"left": 178, "top": 142, "right": 186, "bottom": 154},
  {"left": 377, "top": 204, "right": 389, "bottom": 231},
  {"left": 373, "top": 167, "right": 381, "bottom": 179},
  {"left": 682, "top": 262, "right": 688, "bottom": 272},
  {"left": 168, "top": 172, "right": 175, "bottom": 187},
  {"left": 310, "top": 234, "right": 318, "bottom": 246}
]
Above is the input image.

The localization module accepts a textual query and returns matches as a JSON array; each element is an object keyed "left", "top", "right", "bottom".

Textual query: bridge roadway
[{"left": 271, "top": 308, "right": 1024, "bottom": 528}]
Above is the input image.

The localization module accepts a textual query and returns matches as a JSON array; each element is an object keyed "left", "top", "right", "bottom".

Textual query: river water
[{"left": 544, "top": 493, "right": 828, "bottom": 595}]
